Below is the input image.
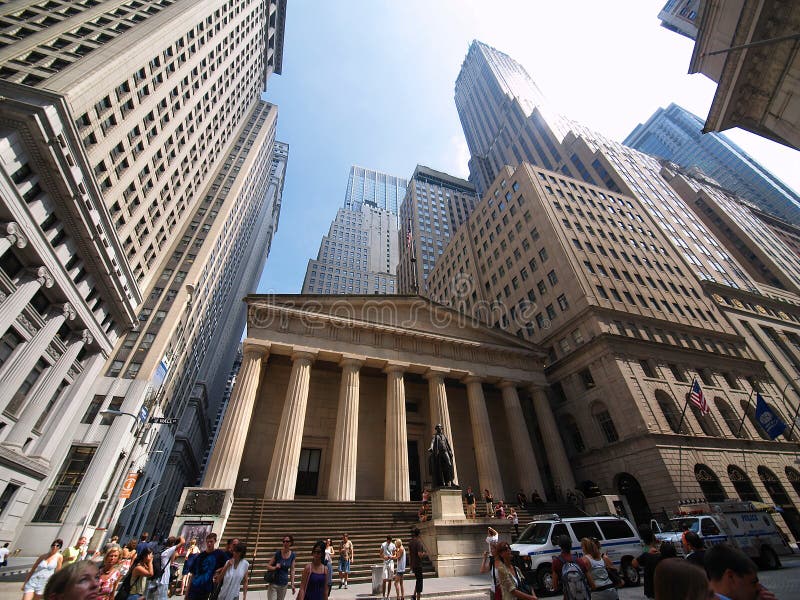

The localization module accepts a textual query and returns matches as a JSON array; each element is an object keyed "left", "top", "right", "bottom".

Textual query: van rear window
[
  {"left": 570, "top": 521, "right": 602, "bottom": 541},
  {"left": 598, "top": 520, "right": 635, "bottom": 540}
]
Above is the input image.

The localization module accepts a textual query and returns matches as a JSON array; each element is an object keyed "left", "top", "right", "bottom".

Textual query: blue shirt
[{"left": 189, "top": 549, "right": 227, "bottom": 594}]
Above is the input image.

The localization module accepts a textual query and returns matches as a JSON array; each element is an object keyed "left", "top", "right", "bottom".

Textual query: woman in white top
[
  {"left": 216, "top": 543, "right": 249, "bottom": 600},
  {"left": 22, "top": 539, "right": 64, "bottom": 600},
  {"left": 393, "top": 539, "right": 406, "bottom": 600}
]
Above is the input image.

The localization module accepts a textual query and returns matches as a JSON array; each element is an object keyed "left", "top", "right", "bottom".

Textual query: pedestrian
[
  {"left": 337, "top": 534, "right": 352, "bottom": 590},
  {"left": 684, "top": 532, "right": 706, "bottom": 570},
  {"left": 43, "top": 561, "right": 99, "bottom": 600},
  {"left": 484, "top": 489, "right": 494, "bottom": 517},
  {"left": 380, "top": 536, "right": 396, "bottom": 599},
  {"left": 265, "top": 535, "right": 296, "bottom": 600},
  {"left": 126, "top": 547, "right": 154, "bottom": 600},
  {"left": 104, "top": 538, "right": 120, "bottom": 555},
  {"left": 215, "top": 542, "right": 248, "bottom": 600},
  {"left": 186, "top": 534, "right": 226, "bottom": 600},
  {"left": 516, "top": 490, "right": 527, "bottom": 509},
  {"left": 97, "top": 546, "right": 123, "bottom": 600},
  {"left": 22, "top": 539, "right": 63, "bottom": 600},
  {"left": 633, "top": 536, "right": 664, "bottom": 600},
  {"left": 653, "top": 558, "right": 709, "bottom": 600},
  {"left": 136, "top": 535, "right": 151, "bottom": 557},
  {"left": 495, "top": 501, "right": 506, "bottom": 519},
  {"left": 323, "top": 539, "right": 334, "bottom": 596},
  {"left": 579, "top": 538, "right": 617, "bottom": 600},
  {"left": 297, "top": 541, "right": 327, "bottom": 600},
  {"left": 531, "top": 490, "right": 542, "bottom": 505},
  {"left": 120, "top": 540, "right": 138, "bottom": 577},
  {"left": 62, "top": 537, "right": 87, "bottom": 567},
  {"left": 507, "top": 508, "right": 520, "bottom": 538},
  {"left": 486, "top": 526, "right": 499, "bottom": 552},
  {"left": 550, "top": 536, "right": 590, "bottom": 600},
  {"left": 393, "top": 539, "right": 406, "bottom": 600},
  {"left": 179, "top": 539, "right": 200, "bottom": 595},
  {"left": 1, "top": 542, "right": 11, "bottom": 567},
  {"left": 479, "top": 538, "right": 499, "bottom": 600},
  {"left": 495, "top": 542, "right": 537, "bottom": 600},
  {"left": 465, "top": 487, "right": 477, "bottom": 519},
  {"left": 147, "top": 536, "right": 185, "bottom": 600},
  {"left": 705, "top": 543, "right": 776, "bottom": 600},
  {"left": 408, "top": 529, "right": 426, "bottom": 600}
]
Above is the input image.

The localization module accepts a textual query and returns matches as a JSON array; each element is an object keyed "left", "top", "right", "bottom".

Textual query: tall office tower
[
  {"left": 343, "top": 165, "right": 407, "bottom": 214},
  {"left": 624, "top": 104, "right": 800, "bottom": 225},
  {"left": 302, "top": 167, "right": 405, "bottom": 296},
  {"left": 657, "top": 0, "right": 700, "bottom": 38},
  {"left": 437, "top": 40, "right": 800, "bottom": 536},
  {"left": 0, "top": 0, "right": 286, "bottom": 551},
  {"left": 396, "top": 165, "right": 478, "bottom": 294},
  {"left": 454, "top": 40, "right": 565, "bottom": 196}
]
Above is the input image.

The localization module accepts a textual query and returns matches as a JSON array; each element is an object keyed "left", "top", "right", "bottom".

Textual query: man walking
[
  {"left": 338, "top": 533, "right": 353, "bottom": 589},
  {"left": 379, "top": 535, "right": 396, "bottom": 599},
  {"left": 147, "top": 535, "right": 185, "bottom": 600},
  {"left": 408, "top": 528, "right": 426, "bottom": 600},
  {"left": 465, "top": 487, "right": 476, "bottom": 519},
  {"left": 187, "top": 533, "right": 227, "bottom": 600},
  {"left": 61, "top": 536, "right": 87, "bottom": 566}
]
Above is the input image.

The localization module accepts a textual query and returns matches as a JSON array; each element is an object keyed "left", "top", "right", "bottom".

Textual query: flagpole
[
  {"left": 677, "top": 378, "right": 695, "bottom": 498},
  {"left": 736, "top": 388, "right": 756, "bottom": 438},
  {"left": 782, "top": 378, "right": 800, "bottom": 440}
]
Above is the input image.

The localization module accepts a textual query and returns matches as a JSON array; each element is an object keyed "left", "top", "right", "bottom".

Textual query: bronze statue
[{"left": 428, "top": 423, "right": 456, "bottom": 488}]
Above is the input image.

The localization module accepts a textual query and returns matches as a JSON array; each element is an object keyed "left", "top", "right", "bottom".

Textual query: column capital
[
  {"left": 383, "top": 362, "right": 408, "bottom": 374},
  {"left": 78, "top": 330, "right": 93, "bottom": 346},
  {"left": 339, "top": 355, "right": 364, "bottom": 370},
  {"left": 32, "top": 266, "right": 54, "bottom": 288},
  {"left": 61, "top": 303, "right": 76, "bottom": 321},
  {"left": 291, "top": 350, "right": 316, "bottom": 364},
  {"left": 3, "top": 222, "right": 28, "bottom": 249},
  {"left": 498, "top": 380, "right": 521, "bottom": 390},
  {"left": 423, "top": 368, "right": 449, "bottom": 381},
  {"left": 242, "top": 340, "right": 270, "bottom": 357},
  {"left": 462, "top": 374, "right": 484, "bottom": 385}
]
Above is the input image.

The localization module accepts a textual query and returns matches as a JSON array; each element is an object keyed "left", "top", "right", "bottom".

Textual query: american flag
[{"left": 690, "top": 379, "right": 709, "bottom": 415}]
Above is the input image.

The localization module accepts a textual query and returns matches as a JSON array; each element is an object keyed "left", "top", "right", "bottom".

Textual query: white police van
[{"left": 511, "top": 514, "right": 641, "bottom": 593}]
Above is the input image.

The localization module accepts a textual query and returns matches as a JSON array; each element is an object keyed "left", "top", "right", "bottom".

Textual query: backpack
[
  {"left": 561, "top": 560, "right": 590, "bottom": 600},
  {"left": 150, "top": 544, "right": 167, "bottom": 581}
]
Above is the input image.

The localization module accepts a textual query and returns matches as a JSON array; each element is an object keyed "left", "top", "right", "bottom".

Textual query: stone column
[
  {"left": 0, "top": 304, "right": 75, "bottom": 404},
  {"left": 464, "top": 376, "right": 503, "bottom": 498},
  {"left": 264, "top": 351, "right": 315, "bottom": 500},
  {"left": 425, "top": 370, "right": 458, "bottom": 486},
  {"left": 384, "top": 364, "right": 409, "bottom": 501},
  {"left": 327, "top": 357, "right": 362, "bottom": 501},
  {"left": 0, "top": 267, "right": 54, "bottom": 340},
  {"left": 203, "top": 343, "right": 269, "bottom": 489},
  {"left": 4, "top": 331, "right": 92, "bottom": 449},
  {"left": 529, "top": 385, "right": 575, "bottom": 494},
  {"left": 499, "top": 381, "right": 545, "bottom": 496},
  {"left": 0, "top": 222, "right": 28, "bottom": 259}
]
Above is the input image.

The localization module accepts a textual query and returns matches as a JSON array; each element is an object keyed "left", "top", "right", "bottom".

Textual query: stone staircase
[{"left": 224, "top": 497, "right": 585, "bottom": 590}]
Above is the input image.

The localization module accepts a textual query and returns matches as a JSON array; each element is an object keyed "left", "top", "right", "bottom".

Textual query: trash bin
[{"left": 371, "top": 564, "right": 384, "bottom": 595}]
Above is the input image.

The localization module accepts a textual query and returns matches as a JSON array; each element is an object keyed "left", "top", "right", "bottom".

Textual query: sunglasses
[{"left": 51, "top": 544, "right": 61, "bottom": 548}]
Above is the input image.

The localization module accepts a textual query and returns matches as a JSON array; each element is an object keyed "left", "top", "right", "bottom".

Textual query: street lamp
[{"left": 100, "top": 409, "right": 141, "bottom": 421}]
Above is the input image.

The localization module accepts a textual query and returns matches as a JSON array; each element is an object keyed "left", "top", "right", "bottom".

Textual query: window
[
  {"left": 33, "top": 445, "right": 97, "bottom": 522},
  {"left": 547, "top": 270, "right": 558, "bottom": 285},
  {"left": 562, "top": 415, "right": 585, "bottom": 454},
  {"left": 538, "top": 248, "right": 548, "bottom": 262},
  {"left": 597, "top": 520, "right": 636, "bottom": 540},
  {"left": 594, "top": 405, "right": 619, "bottom": 443},
  {"left": 0, "top": 328, "right": 22, "bottom": 368},
  {"left": 569, "top": 521, "right": 602, "bottom": 541},
  {"left": 557, "top": 294, "right": 569, "bottom": 311},
  {"left": 639, "top": 360, "right": 656, "bottom": 378},
  {"left": 655, "top": 390, "right": 688, "bottom": 433},
  {"left": 668, "top": 363, "right": 686, "bottom": 382},
  {"left": 579, "top": 369, "right": 595, "bottom": 389},
  {"left": 0, "top": 483, "right": 20, "bottom": 516},
  {"left": 81, "top": 395, "right": 104, "bottom": 424}
]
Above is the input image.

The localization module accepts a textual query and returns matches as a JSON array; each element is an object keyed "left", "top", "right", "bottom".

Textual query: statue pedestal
[
  {"left": 419, "top": 516, "right": 513, "bottom": 576},
  {"left": 169, "top": 487, "right": 234, "bottom": 539},
  {"left": 431, "top": 488, "right": 466, "bottom": 521}
]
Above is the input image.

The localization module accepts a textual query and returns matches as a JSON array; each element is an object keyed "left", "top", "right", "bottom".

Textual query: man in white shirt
[
  {"left": 379, "top": 535, "right": 396, "bottom": 600},
  {"left": 0, "top": 542, "right": 9, "bottom": 567},
  {"left": 147, "top": 535, "right": 185, "bottom": 600}
]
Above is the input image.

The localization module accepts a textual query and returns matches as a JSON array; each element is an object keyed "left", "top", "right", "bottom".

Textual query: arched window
[
  {"left": 757, "top": 466, "right": 800, "bottom": 541},
  {"left": 560, "top": 415, "right": 585, "bottom": 454},
  {"left": 689, "top": 401, "right": 722, "bottom": 436},
  {"left": 655, "top": 390, "right": 688, "bottom": 433},
  {"left": 785, "top": 467, "right": 800, "bottom": 498},
  {"left": 727, "top": 465, "right": 762, "bottom": 502},
  {"left": 740, "top": 399, "right": 770, "bottom": 440},
  {"left": 616, "top": 473, "right": 652, "bottom": 527},
  {"left": 591, "top": 402, "right": 619, "bottom": 443},
  {"left": 694, "top": 464, "right": 727, "bottom": 502},
  {"left": 715, "top": 397, "right": 746, "bottom": 439}
]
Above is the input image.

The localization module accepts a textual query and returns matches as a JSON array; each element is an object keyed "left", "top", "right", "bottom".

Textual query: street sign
[
  {"left": 139, "top": 405, "right": 149, "bottom": 424},
  {"left": 150, "top": 417, "right": 178, "bottom": 425},
  {"left": 120, "top": 472, "right": 139, "bottom": 499}
]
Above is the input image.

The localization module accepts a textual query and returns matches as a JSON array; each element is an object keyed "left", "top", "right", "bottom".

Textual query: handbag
[
  {"left": 264, "top": 569, "right": 275, "bottom": 584},
  {"left": 115, "top": 571, "right": 133, "bottom": 600}
]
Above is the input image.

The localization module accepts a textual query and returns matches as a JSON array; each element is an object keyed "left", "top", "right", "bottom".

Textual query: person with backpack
[
  {"left": 551, "top": 536, "right": 590, "bottom": 600},
  {"left": 146, "top": 536, "right": 184, "bottom": 600}
]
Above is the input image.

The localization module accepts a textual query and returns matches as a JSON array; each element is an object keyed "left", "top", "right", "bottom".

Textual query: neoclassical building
[{"left": 197, "top": 294, "right": 575, "bottom": 510}]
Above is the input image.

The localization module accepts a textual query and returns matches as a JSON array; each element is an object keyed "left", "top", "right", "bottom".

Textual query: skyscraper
[
  {"left": 624, "top": 103, "right": 800, "bottom": 225},
  {"left": 396, "top": 165, "right": 478, "bottom": 294},
  {"left": 432, "top": 39, "right": 800, "bottom": 534},
  {"left": 302, "top": 166, "right": 406, "bottom": 296},
  {"left": 0, "top": 0, "right": 287, "bottom": 550}
]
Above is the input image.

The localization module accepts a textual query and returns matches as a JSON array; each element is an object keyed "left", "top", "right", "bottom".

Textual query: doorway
[
  {"left": 408, "top": 441, "right": 421, "bottom": 501},
  {"left": 295, "top": 448, "right": 321, "bottom": 496}
]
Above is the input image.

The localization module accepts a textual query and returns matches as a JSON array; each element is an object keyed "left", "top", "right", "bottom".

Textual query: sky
[{"left": 256, "top": 0, "right": 800, "bottom": 295}]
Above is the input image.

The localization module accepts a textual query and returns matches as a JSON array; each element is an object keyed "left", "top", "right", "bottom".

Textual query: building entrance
[
  {"left": 295, "top": 448, "right": 321, "bottom": 496},
  {"left": 408, "top": 440, "right": 421, "bottom": 501}
]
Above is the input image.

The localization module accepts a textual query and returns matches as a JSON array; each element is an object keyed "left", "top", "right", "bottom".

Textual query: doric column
[
  {"left": 499, "top": 381, "right": 545, "bottom": 496},
  {"left": 425, "top": 369, "right": 458, "bottom": 486},
  {"left": 464, "top": 376, "right": 503, "bottom": 498},
  {"left": 264, "top": 350, "right": 315, "bottom": 500},
  {"left": 203, "top": 343, "right": 269, "bottom": 489},
  {"left": 327, "top": 357, "right": 362, "bottom": 501},
  {"left": 529, "top": 385, "right": 575, "bottom": 494},
  {"left": 0, "top": 222, "right": 28, "bottom": 258},
  {"left": 0, "top": 266, "right": 54, "bottom": 340},
  {"left": 4, "top": 331, "right": 92, "bottom": 449},
  {"left": 384, "top": 364, "right": 409, "bottom": 501},
  {"left": 0, "top": 303, "right": 75, "bottom": 405}
]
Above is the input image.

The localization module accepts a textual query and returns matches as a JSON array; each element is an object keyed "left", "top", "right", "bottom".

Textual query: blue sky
[{"left": 256, "top": 0, "right": 800, "bottom": 295}]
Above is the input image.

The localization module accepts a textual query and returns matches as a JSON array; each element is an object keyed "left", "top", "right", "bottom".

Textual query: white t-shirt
[
  {"left": 485, "top": 534, "right": 498, "bottom": 551},
  {"left": 380, "top": 542, "right": 396, "bottom": 566},
  {"left": 158, "top": 546, "right": 179, "bottom": 586},
  {"left": 0, "top": 547, "right": 9, "bottom": 562}
]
